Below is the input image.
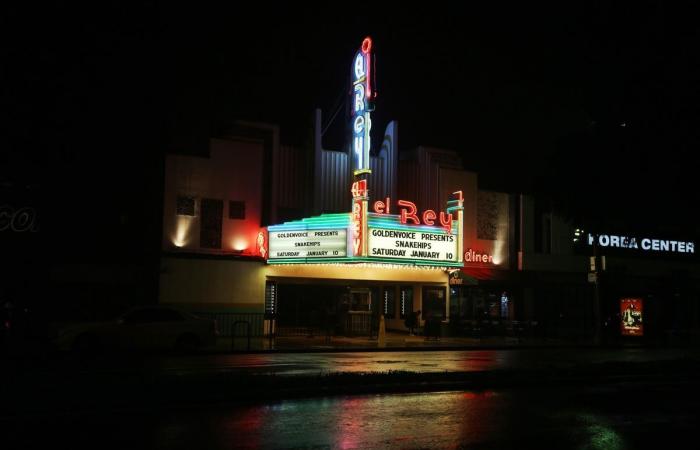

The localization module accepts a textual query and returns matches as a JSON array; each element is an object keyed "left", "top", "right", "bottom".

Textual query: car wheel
[{"left": 175, "top": 333, "right": 200, "bottom": 354}]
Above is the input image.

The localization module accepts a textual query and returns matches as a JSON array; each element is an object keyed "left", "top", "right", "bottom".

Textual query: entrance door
[
  {"left": 346, "top": 289, "right": 372, "bottom": 336},
  {"left": 422, "top": 286, "right": 446, "bottom": 321}
]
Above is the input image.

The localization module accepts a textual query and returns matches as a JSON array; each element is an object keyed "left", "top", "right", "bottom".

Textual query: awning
[
  {"left": 450, "top": 266, "right": 516, "bottom": 285},
  {"left": 461, "top": 267, "right": 497, "bottom": 280}
]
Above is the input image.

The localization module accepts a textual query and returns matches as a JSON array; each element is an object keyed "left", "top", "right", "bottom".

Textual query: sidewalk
[{"left": 221, "top": 331, "right": 595, "bottom": 353}]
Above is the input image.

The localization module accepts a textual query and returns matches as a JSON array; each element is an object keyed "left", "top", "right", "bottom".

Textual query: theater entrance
[{"left": 274, "top": 282, "right": 380, "bottom": 337}]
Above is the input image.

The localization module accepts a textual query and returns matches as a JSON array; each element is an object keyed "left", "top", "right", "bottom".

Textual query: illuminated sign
[
  {"left": 268, "top": 229, "right": 347, "bottom": 258},
  {"left": 620, "top": 298, "right": 643, "bottom": 336},
  {"left": 351, "top": 37, "right": 375, "bottom": 175},
  {"left": 266, "top": 187, "right": 464, "bottom": 267},
  {"left": 368, "top": 228, "right": 458, "bottom": 263},
  {"left": 265, "top": 281, "right": 277, "bottom": 317},
  {"left": 464, "top": 248, "right": 494, "bottom": 264},
  {"left": 0, "top": 205, "right": 39, "bottom": 233},
  {"left": 351, "top": 180, "right": 368, "bottom": 256},
  {"left": 257, "top": 229, "right": 267, "bottom": 259},
  {"left": 373, "top": 197, "right": 454, "bottom": 233},
  {"left": 449, "top": 270, "right": 464, "bottom": 285},
  {"left": 587, "top": 234, "right": 695, "bottom": 254}
]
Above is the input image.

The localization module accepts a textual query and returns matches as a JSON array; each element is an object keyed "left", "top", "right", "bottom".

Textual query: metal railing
[
  {"left": 274, "top": 326, "right": 321, "bottom": 337},
  {"left": 231, "top": 320, "right": 251, "bottom": 351},
  {"left": 193, "top": 312, "right": 265, "bottom": 337}
]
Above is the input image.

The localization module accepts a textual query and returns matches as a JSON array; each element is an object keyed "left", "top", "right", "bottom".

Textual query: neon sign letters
[
  {"left": 351, "top": 37, "right": 375, "bottom": 175},
  {"left": 587, "top": 233, "right": 695, "bottom": 254},
  {"left": 257, "top": 229, "right": 267, "bottom": 259},
  {"left": 464, "top": 248, "right": 494, "bottom": 264},
  {"left": 373, "top": 197, "right": 453, "bottom": 233},
  {"left": 351, "top": 180, "right": 368, "bottom": 256}
]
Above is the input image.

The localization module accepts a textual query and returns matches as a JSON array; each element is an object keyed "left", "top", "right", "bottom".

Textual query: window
[
  {"left": 176, "top": 196, "right": 195, "bottom": 216},
  {"left": 477, "top": 191, "right": 499, "bottom": 240},
  {"left": 400, "top": 286, "right": 413, "bottom": 319},
  {"left": 228, "top": 201, "right": 245, "bottom": 220},
  {"left": 383, "top": 287, "right": 396, "bottom": 319},
  {"left": 200, "top": 198, "right": 223, "bottom": 248},
  {"left": 350, "top": 290, "right": 371, "bottom": 312}
]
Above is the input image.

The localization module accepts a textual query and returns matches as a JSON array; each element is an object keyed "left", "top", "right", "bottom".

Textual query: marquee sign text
[
  {"left": 268, "top": 229, "right": 347, "bottom": 258},
  {"left": 368, "top": 228, "right": 458, "bottom": 263}
]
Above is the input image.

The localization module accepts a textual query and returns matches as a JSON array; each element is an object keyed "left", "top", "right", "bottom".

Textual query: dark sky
[{"left": 3, "top": 2, "right": 700, "bottom": 248}]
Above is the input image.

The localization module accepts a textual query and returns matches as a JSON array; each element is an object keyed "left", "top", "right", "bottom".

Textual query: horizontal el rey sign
[
  {"left": 268, "top": 229, "right": 347, "bottom": 258},
  {"left": 368, "top": 228, "right": 458, "bottom": 263}
]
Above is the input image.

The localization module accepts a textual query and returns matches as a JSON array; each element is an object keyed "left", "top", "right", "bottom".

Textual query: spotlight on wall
[{"left": 232, "top": 238, "right": 248, "bottom": 252}]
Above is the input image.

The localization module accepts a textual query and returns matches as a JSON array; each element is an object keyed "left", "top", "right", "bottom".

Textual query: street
[
  {"left": 15, "top": 346, "right": 699, "bottom": 377},
  {"left": 4, "top": 379, "right": 699, "bottom": 449}
]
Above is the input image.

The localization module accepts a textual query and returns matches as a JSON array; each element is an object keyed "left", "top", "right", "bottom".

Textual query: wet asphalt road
[
  {"left": 5, "top": 379, "right": 699, "bottom": 449},
  {"left": 58, "top": 346, "right": 700, "bottom": 377},
  {"left": 4, "top": 348, "right": 700, "bottom": 448}
]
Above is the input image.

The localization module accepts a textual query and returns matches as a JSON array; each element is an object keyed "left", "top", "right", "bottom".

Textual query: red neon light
[
  {"left": 439, "top": 211, "right": 453, "bottom": 233},
  {"left": 377, "top": 197, "right": 452, "bottom": 231},
  {"left": 373, "top": 200, "right": 385, "bottom": 214},
  {"left": 422, "top": 210, "right": 436, "bottom": 226},
  {"left": 398, "top": 200, "right": 419, "bottom": 225},
  {"left": 351, "top": 179, "right": 368, "bottom": 198},
  {"left": 257, "top": 229, "right": 267, "bottom": 259},
  {"left": 361, "top": 37, "right": 372, "bottom": 53},
  {"left": 352, "top": 199, "right": 363, "bottom": 256},
  {"left": 361, "top": 37, "right": 373, "bottom": 99},
  {"left": 464, "top": 248, "right": 494, "bottom": 264},
  {"left": 373, "top": 197, "right": 390, "bottom": 214},
  {"left": 366, "top": 52, "right": 371, "bottom": 98}
]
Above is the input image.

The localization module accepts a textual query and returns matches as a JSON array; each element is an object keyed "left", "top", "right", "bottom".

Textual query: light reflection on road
[
  {"left": 144, "top": 347, "right": 696, "bottom": 377},
  {"left": 6, "top": 382, "right": 699, "bottom": 449},
  {"left": 147, "top": 387, "right": 663, "bottom": 449}
]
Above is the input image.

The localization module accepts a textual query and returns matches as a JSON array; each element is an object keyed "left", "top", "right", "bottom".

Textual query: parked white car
[{"left": 52, "top": 306, "right": 218, "bottom": 354}]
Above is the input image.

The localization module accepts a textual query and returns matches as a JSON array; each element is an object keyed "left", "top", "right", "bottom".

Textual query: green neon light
[
  {"left": 268, "top": 213, "right": 350, "bottom": 231},
  {"left": 267, "top": 256, "right": 462, "bottom": 268}
]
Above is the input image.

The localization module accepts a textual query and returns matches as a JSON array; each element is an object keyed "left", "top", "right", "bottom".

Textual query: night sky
[{"left": 4, "top": 3, "right": 700, "bottom": 261}]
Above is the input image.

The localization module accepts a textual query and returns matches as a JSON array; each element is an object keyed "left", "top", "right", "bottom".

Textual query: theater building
[
  {"left": 159, "top": 37, "right": 511, "bottom": 336},
  {"left": 158, "top": 126, "right": 516, "bottom": 335},
  {"left": 158, "top": 36, "right": 699, "bottom": 341}
]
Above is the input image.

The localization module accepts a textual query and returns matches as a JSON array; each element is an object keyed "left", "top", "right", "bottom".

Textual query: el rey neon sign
[
  {"left": 351, "top": 180, "right": 368, "bottom": 256},
  {"left": 351, "top": 37, "right": 375, "bottom": 175},
  {"left": 373, "top": 197, "right": 454, "bottom": 233}
]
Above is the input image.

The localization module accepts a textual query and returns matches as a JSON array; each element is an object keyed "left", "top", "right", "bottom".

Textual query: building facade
[{"left": 159, "top": 36, "right": 699, "bottom": 343}]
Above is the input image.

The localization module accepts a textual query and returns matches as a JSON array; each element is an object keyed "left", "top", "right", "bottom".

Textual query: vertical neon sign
[
  {"left": 257, "top": 229, "right": 267, "bottom": 259},
  {"left": 351, "top": 179, "right": 368, "bottom": 256},
  {"left": 351, "top": 37, "right": 375, "bottom": 176}
]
